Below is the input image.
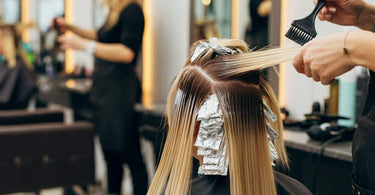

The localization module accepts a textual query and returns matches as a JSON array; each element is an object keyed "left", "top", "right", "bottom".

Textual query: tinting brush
[{"left": 285, "top": 0, "right": 327, "bottom": 45}]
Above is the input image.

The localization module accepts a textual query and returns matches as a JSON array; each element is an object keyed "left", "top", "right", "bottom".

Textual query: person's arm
[
  {"left": 292, "top": 30, "right": 375, "bottom": 85},
  {"left": 53, "top": 18, "right": 97, "bottom": 40},
  {"left": 356, "top": 3, "right": 375, "bottom": 31},
  {"left": 317, "top": 0, "right": 375, "bottom": 31},
  {"left": 257, "top": 0, "right": 272, "bottom": 17},
  {"left": 57, "top": 35, "right": 135, "bottom": 63},
  {"left": 346, "top": 30, "right": 375, "bottom": 70},
  {"left": 66, "top": 24, "right": 98, "bottom": 40},
  {"left": 92, "top": 43, "right": 134, "bottom": 63},
  {"left": 57, "top": 4, "right": 144, "bottom": 64}
]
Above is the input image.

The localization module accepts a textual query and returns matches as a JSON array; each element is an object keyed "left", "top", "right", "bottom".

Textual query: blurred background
[{"left": 0, "top": 0, "right": 369, "bottom": 195}]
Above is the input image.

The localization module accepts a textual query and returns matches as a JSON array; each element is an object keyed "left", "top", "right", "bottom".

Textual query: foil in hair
[
  {"left": 195, "top": 94, "right": 228, "bottom": 176},
  {"left": 266, "top": 122, "right": 279, "bottom": 140},
  {"left": 267, "top": 122, "right": 280, "bottom": 165},
  {"left": 263, "top": 101, "right": 277, "bottom": 122},
  {"left": 174, "top": 89, "right": 184, "bottom": 105},
  {"left": 190, "top": 37, "right": 241, "bottom": 63},
  {"left": 264, "top": 101, "right": 280, "bottom": 164},
  {"left": 195, "top": 94, "right": 280, "bottom": 176}
]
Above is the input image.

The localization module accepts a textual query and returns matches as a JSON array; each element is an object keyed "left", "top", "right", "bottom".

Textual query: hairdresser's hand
[
  {"left": 293, "top": 32, "right": 356, "bottom": 85},
  {"left": 315, "top": 0, "right": 375, "bottom": 31},
  {"left": 50, "top": 17, "right": 68, "bottom": 33},
  {"left": 57, "top": 35, "right": 87, "bottom": 51}
]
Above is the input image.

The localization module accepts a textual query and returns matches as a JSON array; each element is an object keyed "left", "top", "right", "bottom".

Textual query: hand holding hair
[
  {"left": 293, "top": 30, "right": 375, "bottom": 85},
  {"left": 57, "top": 34, "right": 88, "bottom": 51},
  {"left": 50, "top": 17, "right": 68, "bottom": 33},
  {"left": 293, "top": 31, "right": 357, "bottom": 85}
]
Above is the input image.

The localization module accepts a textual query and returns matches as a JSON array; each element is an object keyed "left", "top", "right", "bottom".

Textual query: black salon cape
[
  {"left": 91, "top": 2, "right": 144, "bottom": 152},
  {"left": 0, "top": 59, "right": 36, "bottom": 110},
  {"left": 189, "top": 171, "right": 312, "bottom": 195},
  {"left": 352, "top": 70, "right": 375, "bottom": 194}
]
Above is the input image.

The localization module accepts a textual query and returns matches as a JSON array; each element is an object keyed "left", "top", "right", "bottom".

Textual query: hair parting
[{"left": 148, "top": 39, "right": 301, "bottom": 195}]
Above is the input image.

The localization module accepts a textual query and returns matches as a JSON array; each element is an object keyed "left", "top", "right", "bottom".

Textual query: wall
[
  {"left": 70, "top": 0, "right": 94, "bottom": 70},
  {"left": 141, "top": 0, "right": 251, "bottom": 105},
  {"left": 142, "top": 0, "right": 191, "bottom": 105},
  {"left": 238, "top": 0, "right": 250, "bottom": 40}
]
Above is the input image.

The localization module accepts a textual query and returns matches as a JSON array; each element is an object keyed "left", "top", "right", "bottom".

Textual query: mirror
[
  {"left": 37, "top": 0, "right": 65, "bottom": 32},
  {"left": 190, "top": 0, "right": 281, "bottom": 94},
  {"left": 192, "top": 0, "right": 232, "bottom": 42},
  {"left": 0, "top": 0, "right": 21, "bottom": 23}
]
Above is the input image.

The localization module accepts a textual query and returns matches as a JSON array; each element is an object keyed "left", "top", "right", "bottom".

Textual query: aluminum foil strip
[
  {"left": 191, "top": 38, "right": 240, "bottom": 63},
  {"left": 193, "top": 94, "right": 280, "bottom": 175},
  {"left": 195, "top": 94, "right": 228, "bottom": 176},
  {"left": 266, "top": 122, "right": 280, "bottom": 140},
  {"left": 263, "top": 101, "right": 277, "bottom": 122}
]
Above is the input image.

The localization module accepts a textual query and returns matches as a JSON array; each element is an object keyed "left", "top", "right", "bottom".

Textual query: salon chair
[
  {"left": 0, "top": 108, "right": 64, "bottom": 125},
  {"left": 0, "top": 122, "right": 95, "bottom": 194}
]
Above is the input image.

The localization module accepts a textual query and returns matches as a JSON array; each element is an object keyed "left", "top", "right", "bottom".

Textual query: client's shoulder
[
  {"left": 274, "top": 171, "right": 313, "bottom": 195},
  {"left": 189, "top": 172, "right": 312, "bottom": 195}
]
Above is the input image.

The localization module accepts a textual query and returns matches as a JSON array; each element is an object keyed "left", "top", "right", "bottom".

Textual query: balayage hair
[{"left": 147, "top": 39, "right": 300, "bottom": 195}]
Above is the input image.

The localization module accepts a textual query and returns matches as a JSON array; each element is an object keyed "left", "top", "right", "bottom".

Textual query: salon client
[
  {"left": 51, "top": 0, "right": 148, "bottom": 194},
  {"left": 293, "top": 0, "right": 375, "bottom": 194}
]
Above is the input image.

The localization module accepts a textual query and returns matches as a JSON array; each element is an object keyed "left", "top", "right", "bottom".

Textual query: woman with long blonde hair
[
  {"left": 52, "top": 0, "right": 147, "bottom": 194},
  {"left": 147, "top": 38, "right": 311, "bottom": 195}
]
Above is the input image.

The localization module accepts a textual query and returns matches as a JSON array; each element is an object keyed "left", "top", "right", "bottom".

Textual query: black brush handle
[{"left": 306, "top": 0, "right": 327, "bottom": 23}]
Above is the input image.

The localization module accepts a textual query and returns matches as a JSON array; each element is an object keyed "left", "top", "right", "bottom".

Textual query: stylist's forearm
[
  {"left": 94, "top": 43, "right": 135, "bottom": 64},
  {"left": 357, "top": 2, "right": 375, "bottom": 31},
  {"left": 347, "top": 31, "right": 375, "bottom": 71},
  {"left": 66, "top": 24, "right": 97, "bottom": 40}
]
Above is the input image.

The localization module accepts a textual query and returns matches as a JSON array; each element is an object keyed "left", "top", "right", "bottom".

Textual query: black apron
[
  {"left": 91, "top": 3, "right": 144, "bottom": 152},
  {"left": 352, "top": 70, "right": 375, "bottom": 195},
  {"left": 91, "top": 68, "right": 141, "bottom": 152}
]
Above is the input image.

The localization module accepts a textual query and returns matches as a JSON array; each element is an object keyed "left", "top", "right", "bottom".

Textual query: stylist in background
[
  {"left": 52, "top": 0, "right": 147, "bottom": 194},
  {"left": 293, "top": 0, "right": 375, "bottom": 194},
  {"left": 245, "top": 0, "right": 272, "bottom": 49}
]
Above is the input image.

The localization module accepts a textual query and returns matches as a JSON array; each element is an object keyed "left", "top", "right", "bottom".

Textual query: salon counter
[
  {"left": 37, "top": 76, "right": 93, "bottom": 120},
  {"left": 134, "top": 103, "right": 352, "bottom": 162},
  {"left": 284, "top": 130, "right": 352, "bottom": 162}
]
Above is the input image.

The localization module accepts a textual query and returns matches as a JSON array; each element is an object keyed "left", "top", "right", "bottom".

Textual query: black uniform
[
  {"left": 91, "top": 3, "right": 147, "bottom": 195},
  {"left": 246, "top": 0, "right": 269, "bottom": 49},
  {"left": 352, "top": 70, "right": 375, "bottom": 195}
]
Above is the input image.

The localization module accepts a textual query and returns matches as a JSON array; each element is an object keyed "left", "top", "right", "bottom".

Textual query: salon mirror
[
  {"left": 191, "top": 0, "right": 232, "bottom": 43},
  {"left": 190, "top": 0, "right": 282, "bottom": 95},
  {"left": 0, "top": 0, "right": 21, "bottom": 24},
  {"left": 37, "top": 0, "right": 65, "bottom": 32}
]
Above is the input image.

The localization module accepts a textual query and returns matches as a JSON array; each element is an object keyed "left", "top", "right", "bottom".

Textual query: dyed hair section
[{"left": 148, "top": 39, "right": 300, "bottom": 195}]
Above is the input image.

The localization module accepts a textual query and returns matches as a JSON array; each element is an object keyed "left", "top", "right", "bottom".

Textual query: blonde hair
[
  {"left": 102, "top": 0, "right": 140, "bottom": 30},
  {"left": 2, "top": 28, "right": 16, "bottom": 68},
  {"left": 0, "top": 23, "right": 36, "bottom": 69},
  {"left": 147, "top": 39, "right": 300, "bottom": 195}
]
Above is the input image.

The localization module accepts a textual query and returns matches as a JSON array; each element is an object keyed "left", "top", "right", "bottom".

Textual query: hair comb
[{"left": 285, "top": 0, "right": 326, "bottom": 45}]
